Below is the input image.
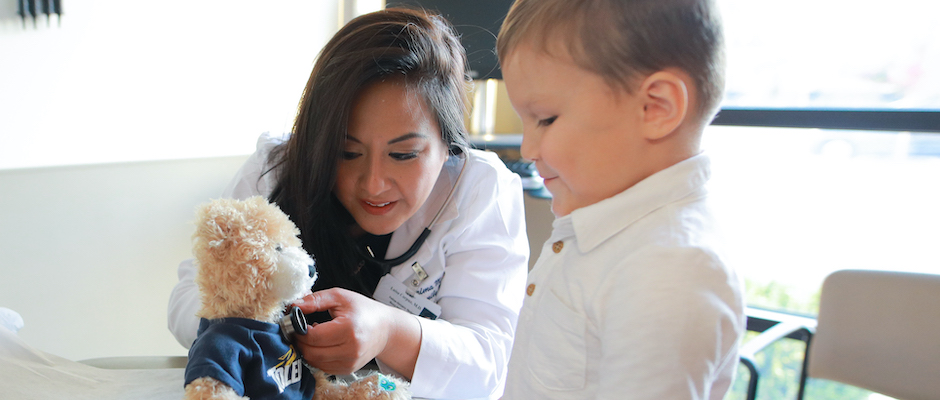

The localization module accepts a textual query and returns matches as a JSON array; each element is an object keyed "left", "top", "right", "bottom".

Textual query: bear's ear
[
  {"left": 247, "top": 197, "right": 300, "bottom": 248},
  {"left": 193, "top": 215, "right": 231, "bottom": 263},
  {"left": 193, "top": 198, "right": 257, "bottom": 262}
]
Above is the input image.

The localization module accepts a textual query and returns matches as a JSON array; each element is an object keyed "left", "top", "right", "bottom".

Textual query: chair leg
[
  {"left": 796, "top": 330, "right": 813, "bottom": 400},
  {"left": 740, "top": 355, "right": 759, "bottom": 400}
]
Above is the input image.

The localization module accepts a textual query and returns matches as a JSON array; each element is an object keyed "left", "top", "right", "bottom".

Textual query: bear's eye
[{"left": 275, "top": 244, "right": 283, "bottom": 252}]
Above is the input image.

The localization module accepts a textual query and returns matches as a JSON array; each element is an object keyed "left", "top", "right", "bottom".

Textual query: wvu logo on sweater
[{"left": 267, "top": 346, "right": 304, "bottom": 393}]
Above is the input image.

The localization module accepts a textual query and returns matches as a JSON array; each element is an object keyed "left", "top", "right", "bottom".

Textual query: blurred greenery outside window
[{"left": 712, "top": 0, "right": 939, "bottom": 399}]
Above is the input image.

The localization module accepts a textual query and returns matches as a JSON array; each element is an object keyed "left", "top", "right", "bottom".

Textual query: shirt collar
[
  {"left": 198, "top": 317, "right": 279, "bottom": 334},
  {"left": 570, "top": 153, "right": 712, "bottom": 253}
]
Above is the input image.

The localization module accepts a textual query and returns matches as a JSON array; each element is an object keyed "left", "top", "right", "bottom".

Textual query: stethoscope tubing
[{"left": 360, "top": 155, "right": 468, "bottom": 269}]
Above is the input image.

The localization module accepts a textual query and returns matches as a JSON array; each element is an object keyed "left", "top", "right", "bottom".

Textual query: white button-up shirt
[{"left": 504, "top": 153, "right": 745, "bottom": 400}]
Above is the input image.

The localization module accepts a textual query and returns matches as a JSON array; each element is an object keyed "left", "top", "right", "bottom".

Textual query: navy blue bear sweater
[{"left": 185, "top": 318, "right": 316, "bottom": 400}]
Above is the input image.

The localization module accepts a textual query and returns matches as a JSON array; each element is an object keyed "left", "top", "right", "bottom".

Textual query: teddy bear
[{"left": 183, "top": 196, "right": 410, "bottom": 400}]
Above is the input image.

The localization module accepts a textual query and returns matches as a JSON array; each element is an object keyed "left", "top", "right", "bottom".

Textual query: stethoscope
[
  {"left": 279, "top": 156, "right": 467, "bottom": 342},
  {"left": 280, "top": 306, "right": 308, "bottom": 343},
  {"left": 355, "top": 154, "right": 468, "bottom": 269}
]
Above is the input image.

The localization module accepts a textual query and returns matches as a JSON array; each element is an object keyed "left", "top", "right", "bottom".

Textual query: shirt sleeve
[
  {"left": 167, "top": 133, "right": 282, "bottom": 348},
  {"left": 184, "top": 328, "right": 248, "bottom": 395},
  {"left": 407, "top": 157, "right": 530, "bottom": 400},
  {"left": 168, "top": 258, "right": 202, "bottom": 348},
  {"left": 594, "top": 246, "right": 744, "bottom": 400}
]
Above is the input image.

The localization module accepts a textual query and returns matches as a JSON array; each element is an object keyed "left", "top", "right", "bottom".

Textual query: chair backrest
[{"left": 806, "top": 269, "right": 940, "bottom": 400}]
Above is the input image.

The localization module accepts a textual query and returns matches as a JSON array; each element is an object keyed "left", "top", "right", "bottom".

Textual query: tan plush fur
[
  {"left": 193, "top": 196, "right": 306, "bottom": 323},
  {"left": 184, "top": 377, "right": 249, "bottom": 400},
  {"left": 184, "top": 196, "right": 411, "bottom": 400},
  {"left": 313, "top": 370, "right": 410, "bottom": 400}
]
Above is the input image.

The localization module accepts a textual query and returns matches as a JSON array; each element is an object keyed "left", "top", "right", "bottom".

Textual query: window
[
  {"left": 710, "top": 0, "right": 940, "bottom": 315},
  {"left": 712, "top": 1, "right": 940, "bottom": 399},
  {"left": 719, "top": 0, "right": 940, "bottom": 110}
]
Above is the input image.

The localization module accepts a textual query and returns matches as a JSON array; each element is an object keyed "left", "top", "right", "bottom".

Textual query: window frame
[{"left": 711, "top": 109, "right": 940, "bottom": 133}]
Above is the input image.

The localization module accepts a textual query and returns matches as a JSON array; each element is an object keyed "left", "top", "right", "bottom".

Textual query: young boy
[{"left": 497, "top": 0, "right": 745, "bottom": 399}]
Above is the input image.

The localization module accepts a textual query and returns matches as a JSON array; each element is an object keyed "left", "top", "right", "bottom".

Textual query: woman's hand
[{"left": 292, "top": 288, "right": 421, "bottom": 378}]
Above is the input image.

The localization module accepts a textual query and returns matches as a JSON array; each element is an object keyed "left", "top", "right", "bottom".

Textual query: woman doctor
[{"left": 167, "top": 8, "right": 529, "bottom": 400}]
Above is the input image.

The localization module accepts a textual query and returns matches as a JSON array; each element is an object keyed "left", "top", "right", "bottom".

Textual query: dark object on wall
[
  {"left": 387, "top": 0, "right": 513, "bottom": 80},
  {"left": 17, "top": 0, "right": 62, "bottom": 28},
  {"left": 17, "top": 0, "right": 29, "bottom": 27}
]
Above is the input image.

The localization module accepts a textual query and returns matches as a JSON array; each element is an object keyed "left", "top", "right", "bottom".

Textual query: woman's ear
[{"left": 638, "top": 70, "right": 690, "bottom": 140}]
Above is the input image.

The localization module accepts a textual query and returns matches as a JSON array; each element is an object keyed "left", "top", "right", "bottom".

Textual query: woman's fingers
[
  {"left": 292, "top": 288, "right": 391, "bottom": 373},
  {"left": 293, "top": 288, "right": 349, "bottom": 314},
  {"left": 297, "top": 321, "right": 372, "bottom": 374},
  {"left": 298, "top": 318, "right": 351, "bottom": 347}
]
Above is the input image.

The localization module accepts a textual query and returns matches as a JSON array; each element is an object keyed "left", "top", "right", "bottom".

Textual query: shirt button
[
  {"left": 526, "top": 284, "right": 536, "bottom": 296},
  {"left": 552, "top": 240, "right": 564, "bottom": 253}
]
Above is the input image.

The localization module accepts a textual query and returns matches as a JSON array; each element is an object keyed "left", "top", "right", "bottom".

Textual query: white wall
[
  {"left": 523, "top": 194, "right": 553, "bottom": 270},
  {"left": 0, "top": 0, "right": 339, "bottom": 170},
  {"left": 0, "top": 0, "right": 342, "bottom": 359},
  {"left": 0, "top": 155, "right": 248, "bottom": 360}
]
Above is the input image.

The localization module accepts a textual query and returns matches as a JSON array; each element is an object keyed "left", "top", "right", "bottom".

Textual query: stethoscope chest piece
[{"left": 279, "top": 306, "right": 307, "bottom": 343}]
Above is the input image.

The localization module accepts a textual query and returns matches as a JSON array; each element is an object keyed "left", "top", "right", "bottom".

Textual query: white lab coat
[{"left": 168, "top": 133, "right": 529, "bottom": 400}]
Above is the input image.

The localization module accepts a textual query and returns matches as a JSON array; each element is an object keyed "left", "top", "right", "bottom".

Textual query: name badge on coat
[{"left": 373, "top": 274, "right": 442, "bottom": 320}]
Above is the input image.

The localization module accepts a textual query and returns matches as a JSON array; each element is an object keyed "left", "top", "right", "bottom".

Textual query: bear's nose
[{"left": 308, "top": 264, "right": 317, "bottom": 279}]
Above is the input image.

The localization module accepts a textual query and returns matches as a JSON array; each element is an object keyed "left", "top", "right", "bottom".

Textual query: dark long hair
[{"left": 267, "top": 8, "right": 471, "bottom": 296}]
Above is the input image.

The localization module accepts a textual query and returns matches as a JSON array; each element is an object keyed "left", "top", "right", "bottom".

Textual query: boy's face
[{"left": 502, "top": 42, "right": 654, "bottom": 216}]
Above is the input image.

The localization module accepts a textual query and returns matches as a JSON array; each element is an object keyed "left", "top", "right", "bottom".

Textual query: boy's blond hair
[{"left": 497, "top": 0, "right": 725, "bottom": 125}]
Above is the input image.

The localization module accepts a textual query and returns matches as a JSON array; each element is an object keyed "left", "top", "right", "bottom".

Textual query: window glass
[
  {"left": 718, "top": 0, "right": 940, "bottom": 110},
  {"left": 704, "top": 126, "right": 940, "bottom": 315}
]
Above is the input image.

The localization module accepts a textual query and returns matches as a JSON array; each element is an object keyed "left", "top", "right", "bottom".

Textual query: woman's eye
[
  {"left": 390, "top": 151, "right": 419, "bottom": 161},
  {"left": 537, "top": 116, "right": 557, "bottom": 127},
  {"left": 342, "top": 151, "right": 361, "bottom": 160}
]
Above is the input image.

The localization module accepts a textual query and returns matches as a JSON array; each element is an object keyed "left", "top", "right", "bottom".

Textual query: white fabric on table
[
  {"left": 0, "top": 325, "right": 184, "bottom": 399},
  {"left": 0, "top": 307, "right": 23, "bottom": 333}
]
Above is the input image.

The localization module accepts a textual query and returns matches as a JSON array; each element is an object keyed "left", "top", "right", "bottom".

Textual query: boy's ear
[{"left": 638, "top": 71, "right": 689, "bottom": 140}]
